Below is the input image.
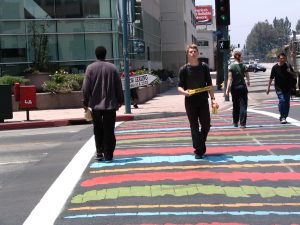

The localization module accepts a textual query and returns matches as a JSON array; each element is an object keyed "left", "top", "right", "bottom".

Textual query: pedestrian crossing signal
[{"left": 218, "top": 40, "right": 230, "bottom": 50}]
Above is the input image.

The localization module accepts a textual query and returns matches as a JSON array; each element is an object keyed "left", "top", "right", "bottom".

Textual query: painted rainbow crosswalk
[{"left": 61, "top": 112, "right": 300, "bottom": 225}]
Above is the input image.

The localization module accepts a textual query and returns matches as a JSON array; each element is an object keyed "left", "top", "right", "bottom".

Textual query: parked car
[
  {"left": 252, "top": 64, "right": 266, "bottom": 72},
  {"left": 244, "top": 62, "right": 266, "bottom": 72}
]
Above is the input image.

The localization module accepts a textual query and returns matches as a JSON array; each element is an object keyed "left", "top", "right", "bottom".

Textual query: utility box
[
  {"left": 19, "top": 85, "right": 37, "bottom": 110},
  {"left": 0, "top": 84, "right": 13, "bottom": 121}
]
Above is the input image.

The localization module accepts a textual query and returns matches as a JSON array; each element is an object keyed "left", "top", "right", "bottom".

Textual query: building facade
[
  {"left": 160, "top": 0, "right": 197, "bottom": 73},
  {"left": 0, "top": 0, "right": 196, "bottom": 76}
]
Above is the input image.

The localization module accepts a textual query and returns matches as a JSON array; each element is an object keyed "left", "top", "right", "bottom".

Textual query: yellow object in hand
[
  {"left": 211, "top": 103, "right": 219, "bottom": 114},
  {"left": 188, "top": 86, "right": 212, "bottom": 95}
]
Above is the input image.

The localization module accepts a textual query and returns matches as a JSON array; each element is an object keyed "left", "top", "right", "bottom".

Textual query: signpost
[{"left": 121, "top": 74, "right": 157, "bottom": 90}]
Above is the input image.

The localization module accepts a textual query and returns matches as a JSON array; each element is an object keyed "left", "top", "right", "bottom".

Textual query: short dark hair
[
  {"left": 95, "top": 46, "right": 107, "bottom": 60},
  {"left": 277, "top": 52, "right": 286, "bottom": 58}
]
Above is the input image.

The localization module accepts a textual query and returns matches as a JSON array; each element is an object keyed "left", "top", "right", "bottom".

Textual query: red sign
[
  {"left": 19, "top": 85, "right": 37, "bottom": 109},
  {"left": 195, "top": 5, "right": 212, "bottom": 25}
]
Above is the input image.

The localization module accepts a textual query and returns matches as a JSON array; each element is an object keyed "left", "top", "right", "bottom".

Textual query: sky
[{"left": 196, "top": 0, "right": 300, "bottom": 47}]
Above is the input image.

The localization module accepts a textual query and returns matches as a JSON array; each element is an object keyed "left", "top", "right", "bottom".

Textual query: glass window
[
  {"left": 82, "top": 0, "right": 100, "bottom": 18},
  {"left": 0, "top": 21, "right": 26, "bottom": 34},
  {"left": 99, "top": 0, "right": 111, "bottom": 18},
  {"left": 47, "top": 34, "right": 58, "bottom": 61},
  {"left": 197, "top": 40, "right": 209, "bottom": 46},
  {"left": 84, "top": 19, "right": 112, "bottom": 32},
  {"left": 0, "top": 36, "right": 27, "bottom": 62},
  {"left": 58, "top": 34, "right": 85, "bottom": 60},
  {"left": 85, "top": 33, "right": 112, "bottom": 60},
  {"left": 28, "top": 0, "right": 55, "bottom": 18},
  {"left": 24, "top": 0, "right": 52, "bottom": 19},
  {"left": 0, "top": 0, "right": 23, "bottom": 19},
  {"left": 57, "top": 20, "right": 84, "bottom": 33},
  {"left": 55, "top": 0, "right": 83, "bottom": 18}
]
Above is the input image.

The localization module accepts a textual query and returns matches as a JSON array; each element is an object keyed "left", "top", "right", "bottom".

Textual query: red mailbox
[{"left": 19, "top": 85, "right": 37, "bottom": 110}]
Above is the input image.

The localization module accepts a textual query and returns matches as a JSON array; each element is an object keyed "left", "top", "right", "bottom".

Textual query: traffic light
[{"left": 215, "top": 0, "right": 230, "bottom": 26}]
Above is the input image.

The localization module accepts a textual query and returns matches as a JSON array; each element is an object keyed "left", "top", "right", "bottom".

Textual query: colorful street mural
[{"left": 59, "top": 111, "right": 300, "bottom": 225}]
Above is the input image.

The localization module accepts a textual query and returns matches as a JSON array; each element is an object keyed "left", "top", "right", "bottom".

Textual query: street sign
[
  {"left": 121, "top": 74, "right": 157, "bottom": 90},
  {"left": 218, "top": 40, "right": 230, "bottom": 50}
]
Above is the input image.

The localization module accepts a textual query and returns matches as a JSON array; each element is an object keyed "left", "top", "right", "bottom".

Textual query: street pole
[
  {"left": 122, "top": 0, "right": 131, "bottom": 114},
  {"left": 221, "top": 25, "right": 230, "bottom": 101}
]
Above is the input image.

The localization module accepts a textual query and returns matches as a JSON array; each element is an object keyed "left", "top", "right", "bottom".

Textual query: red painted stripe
[
  {"left": 81, "top": 171, "right": 300, "bottom": 187},
  {"left": 115, "top": 145, "right": 300, "bottom": 156}
]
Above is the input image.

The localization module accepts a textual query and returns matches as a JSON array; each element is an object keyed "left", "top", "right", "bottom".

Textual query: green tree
[
  {"left": 29, "top": 21, "right": 49, "bottom": 72},
  {"left": 245, "top": 17, "right": 292, "bottom": 61},
  {"left": 296, "top": 19, "right": 300, "bottom": 33}
]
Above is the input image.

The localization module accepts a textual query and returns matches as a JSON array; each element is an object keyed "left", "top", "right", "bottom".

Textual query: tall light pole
[{"left": 122, "top": 0, "right": 131, "bottom": 113}]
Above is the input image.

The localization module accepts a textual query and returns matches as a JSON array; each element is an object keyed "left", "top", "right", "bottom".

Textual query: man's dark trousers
[
  {"left": 92, "top": 109, "right": 116, "bottom": 160},
  {"left": 231, "top": 84, "right": 248, "bottom": 126},
  {"left": 185, "top": 98, "right": 211, "bottom": 155}
]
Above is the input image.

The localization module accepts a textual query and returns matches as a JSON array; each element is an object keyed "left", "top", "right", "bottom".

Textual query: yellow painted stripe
[
  {"left": 69, "top": 202, "right": 300, "bottom": 211},
  {"left": 90, "top": 162, "right": 300, "bottom": 174}
]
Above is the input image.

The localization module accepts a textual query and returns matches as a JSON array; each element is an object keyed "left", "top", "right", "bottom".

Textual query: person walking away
[
  {"left": 266, "top": 52, "right": 296, "bottom": 124},
  {"left": 226, "top": 51, "right": 250, "bottom": 128},
  {"left": 130, "top": 87, "right": 139, "bottom": 108},
  {"left": 178, "top": 44, "right": 218, "bottom": 159},
  {"left": 82, "top": 46, "right": 124, "bottom": 162}
]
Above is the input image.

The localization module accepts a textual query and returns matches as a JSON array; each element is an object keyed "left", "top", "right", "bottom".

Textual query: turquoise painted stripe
[
  {"left": 116, "top": 124, "right": 293, "bottom": 134},
  {"left": 90, "top": 154, "right": 300, "bottom": 168},
  {"left": 64, "top": 211, "right": 300, "bottom": 219}
]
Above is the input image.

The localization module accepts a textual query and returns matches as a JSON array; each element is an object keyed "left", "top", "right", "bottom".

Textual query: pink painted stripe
[
  {"left": 81, "top": 171, "right": 300, "bottom": 187},
  {"left": 115, "top": 145, "right": 300, "bottom": 156},
  {"left": 116, "top": 128, "right": 299, "bottom": 140}
]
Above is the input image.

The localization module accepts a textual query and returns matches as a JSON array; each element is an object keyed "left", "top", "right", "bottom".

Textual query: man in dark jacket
[
  {"left": 266, "top": 52, "right": 296, "bottom": 124},
  {"left": 82, "top": 46, "right": 124, "bottom": 162}
]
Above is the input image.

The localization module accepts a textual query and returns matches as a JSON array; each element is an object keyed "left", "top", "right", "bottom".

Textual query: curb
[
  {"left": 0, "top": 113, "right": 186, "bottom": 131},
  {"left": 0, "top": 115, "right": 135, "bottom": 131}
]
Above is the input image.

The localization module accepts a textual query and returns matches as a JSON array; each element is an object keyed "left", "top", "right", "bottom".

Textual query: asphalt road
[{"left": 0, "top": 124, "right": 93, "bottom": 225}]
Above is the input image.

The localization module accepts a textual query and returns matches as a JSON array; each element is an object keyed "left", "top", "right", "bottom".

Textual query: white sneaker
[{"left": 280, "top": 118, "right": 287, "bottom": 124}]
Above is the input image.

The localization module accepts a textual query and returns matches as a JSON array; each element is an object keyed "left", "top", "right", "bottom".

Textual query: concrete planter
[
  {"left": 12, "top": 81, "right": 171, "bottom": 111},
  {"left": 24, "top": 72, "right": 50, "bottom": 91}
]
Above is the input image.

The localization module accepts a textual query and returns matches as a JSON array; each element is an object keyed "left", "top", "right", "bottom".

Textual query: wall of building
[
  {"left": 196, "top": 30, "right": 215, "bottom": 70},
  {"left": 160, "top": 0, "right": 196, "bottom": 73}
]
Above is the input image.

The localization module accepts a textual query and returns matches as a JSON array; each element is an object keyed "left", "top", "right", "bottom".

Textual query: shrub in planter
[
  {"left": 42, "top": 69, "right": 84, "bottom": 93},
  {"left": 0, "top": 75, "right": 29, "bottom": 85}
]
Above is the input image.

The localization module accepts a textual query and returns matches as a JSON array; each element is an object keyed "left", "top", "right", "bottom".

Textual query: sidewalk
[{"left": 0, "top": 84, "right": 232, "bottom": 130}]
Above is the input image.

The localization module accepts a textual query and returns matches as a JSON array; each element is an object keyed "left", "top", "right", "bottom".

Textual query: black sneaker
[
  {"left": 95, "top": 153, "right": 104, "bottom": 161},
  {"left": 195, "top": 153, "right": 203, "bottom": 159},
  {"left": 233, "top": 123, "right": 238, "bottom": 127},
  {"left": 133, "top": 104, "right": 138, "bottom": 108}
]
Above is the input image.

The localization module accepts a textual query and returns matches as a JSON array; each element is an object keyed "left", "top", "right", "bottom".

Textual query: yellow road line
[{"left": 69, "top": 202, "right": 300, "bottom": 211}]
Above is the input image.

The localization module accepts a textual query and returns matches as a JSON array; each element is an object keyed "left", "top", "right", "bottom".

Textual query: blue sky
[{"left": 196, "top": 0, "right": 300, "bottom": 47}]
